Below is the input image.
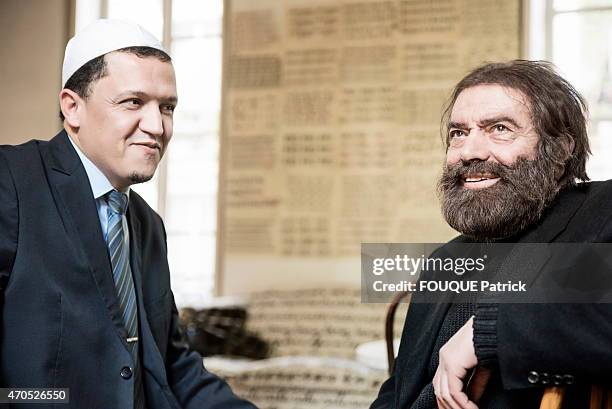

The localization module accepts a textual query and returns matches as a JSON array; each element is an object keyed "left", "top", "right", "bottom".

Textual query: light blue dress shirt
[{"left": 68, "top": 136, "right": 130, "bottom": 241}]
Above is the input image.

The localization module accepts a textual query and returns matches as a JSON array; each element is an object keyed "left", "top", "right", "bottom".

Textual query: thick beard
[
  {"left": 438, "top": 155, "right": 560, "bottom": 241},
  {"left": 128, "top": 172, "right": 154, "bottom": 185}
]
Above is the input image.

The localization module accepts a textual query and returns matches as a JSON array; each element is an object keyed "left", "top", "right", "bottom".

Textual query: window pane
[
  {"left": 166, "top": 194, "right": 217, "bottom": 234},
  {"left": 587, "top": 121, "right": 612, "bottom": 181},
  {"left": 172, "top": 37, "right": 223, "bottom": 134},
  {"left": 554, "top": 0, "right": 612, "bottom": 11},
  {"left": 168, "top": 234, "right": 216, "bottom": 308},
  {"left": 166, "top": 134, "right": 219, "bottom": 197},
  {"left": 75, "top": 0, "right": 102, "bottom": 32},
  {"left": 165, "top": 132, "right": 219, "bottom": 302},
  {"left": 553, "top": 10, "right": 612, "bottom": 180},
  {"left": 107, "top": 0, "right": 164, "bottom": 40},
  {"left": 172, "top": 0, "right": 223, "bottom": 38},
  {"left": 552, "top": 11, "right": 612, "bottom": 102},
  {"left": 166, "top": 2, "right": 224, "bottom": 302}
]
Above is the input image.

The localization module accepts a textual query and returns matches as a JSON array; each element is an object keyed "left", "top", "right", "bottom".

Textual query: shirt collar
[{"left": 67, "top": 135, "right": 130, "bottom": 200}]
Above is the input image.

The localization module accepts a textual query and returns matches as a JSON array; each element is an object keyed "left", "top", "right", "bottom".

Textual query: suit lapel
[
  {"left": 492, "top": 185, "right": 589, "bottom": 288},
  {"left": 44, "top": 130, "right": 128, "bottom": 342},
  {"left": 128, "top": 208, "right": 170, "bottom": 387},
  {"left": 518, "top": 185, "right": 587, "bottom": 243}
]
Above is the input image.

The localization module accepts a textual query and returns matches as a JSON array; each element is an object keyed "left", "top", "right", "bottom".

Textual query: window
[
  {"left": 75, "top": 0, "right": 223, "bottom": 307},
  {"left": 530, "top": 0, "right": 612, "bottom": 181}
]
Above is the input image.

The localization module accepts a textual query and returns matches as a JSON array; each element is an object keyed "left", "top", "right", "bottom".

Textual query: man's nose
[
  {"left": 459, "top": 131, "right": 490, "bottom": 162},
  {"left": 139, "top": 103, "right": 164, "bottom": 138}
]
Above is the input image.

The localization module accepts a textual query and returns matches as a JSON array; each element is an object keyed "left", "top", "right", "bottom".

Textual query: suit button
[
  {"left": 540, "top": 373, "right": 550, "bottom": 385},
  {"left": 528, "top": 371, "right": 540, "bottom": 384},
  {"left": 553, "top": 374, "right": 563, "bottom": 385},
  {"left": 563, "top": 374, "right": 575, "bottom": 385},
  {"left": 120, "top": 366, "right": 133, "bottom": 380}
]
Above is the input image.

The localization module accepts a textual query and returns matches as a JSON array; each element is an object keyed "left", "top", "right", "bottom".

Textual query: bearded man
[{"left": 371, "top": 60, "right": 612, "bottom": 409}]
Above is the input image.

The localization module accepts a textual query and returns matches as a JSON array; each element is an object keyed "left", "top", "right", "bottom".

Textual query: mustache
[
  {"left": 442, "top": 159, "right": 514, "bottom": 183},
  {"left": 438, "top": 156, "right": 555, "bottom": 206}
]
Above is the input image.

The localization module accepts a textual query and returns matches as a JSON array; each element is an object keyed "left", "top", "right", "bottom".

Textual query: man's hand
[{"left": 433, "top": 316, "right": 479, "bottom": 409}]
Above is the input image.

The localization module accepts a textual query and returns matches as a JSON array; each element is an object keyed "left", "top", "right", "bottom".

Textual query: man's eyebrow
[
  {"left": 162, "top": 95, "right": 178, "bottom": 104},
  {"left": 116, "top": 90, "right": 178, "bottom": 104},
  {"left": 477, "top": 116, "right": 521, "bottom": 129},
  {"left": 447, "top": 116, "right": 522, "bottom": 130},
  {"left": 447, "top": 121, "right": 468, "bottom": 130}
]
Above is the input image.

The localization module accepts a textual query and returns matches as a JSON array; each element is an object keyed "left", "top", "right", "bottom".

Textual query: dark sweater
[{"left": 410, "top": 302, "right": 476, "bottom": 408}]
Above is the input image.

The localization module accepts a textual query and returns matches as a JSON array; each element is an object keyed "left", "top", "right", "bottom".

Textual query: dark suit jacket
[
  {"left": 0, "top": 130, "right": 256, "bottom": 409},
  {"left": 371, "top": 181, "right": 612, "bottom": 408}
]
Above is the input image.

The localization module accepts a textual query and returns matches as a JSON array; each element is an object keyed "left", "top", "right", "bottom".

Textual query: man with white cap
[{"left": 0, "top": 19, "right": 257, "bottom": 409}]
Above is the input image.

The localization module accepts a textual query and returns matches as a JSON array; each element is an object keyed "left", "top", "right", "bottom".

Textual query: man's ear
[
  {"left": 59, "top": 89, "right": 83, "bottom": 128},
  {"left": 553, "top": 134, "right": 576, "bottom": 182},
  {"left": 560, "top": 134, "right": 575, "bottom": 162}
]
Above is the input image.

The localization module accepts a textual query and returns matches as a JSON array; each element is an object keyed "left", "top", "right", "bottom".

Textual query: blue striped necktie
[{"left": 106, "top": 190, "right": 145, "bottom": 409}]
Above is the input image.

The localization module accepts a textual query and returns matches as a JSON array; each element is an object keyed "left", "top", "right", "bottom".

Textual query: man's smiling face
[
  {"left": 70, "top": 51, "right": 178, "bottom": 191},
  {"left": 445, "top": 84, "right": 539, "bottom": 187},
  {"left": 438, "top": 84, "right": 561, "bottom": 240}
]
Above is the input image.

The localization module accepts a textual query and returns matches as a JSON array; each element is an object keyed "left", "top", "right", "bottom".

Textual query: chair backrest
[{"left": 384, "top": 290, "right": 410, "bottom": 375}]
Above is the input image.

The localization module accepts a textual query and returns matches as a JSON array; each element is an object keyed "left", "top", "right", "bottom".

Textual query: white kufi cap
[{"left": 62, "top": 19, "right": 165, "bottom": 87}]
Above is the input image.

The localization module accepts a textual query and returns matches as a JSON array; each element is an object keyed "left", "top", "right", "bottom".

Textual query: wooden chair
[
  {"left": 384, "top": 290, "right": 409, "bottom": 375},
  {"left": 384, "top": 293, "right": 610, "bottom": 409}
]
